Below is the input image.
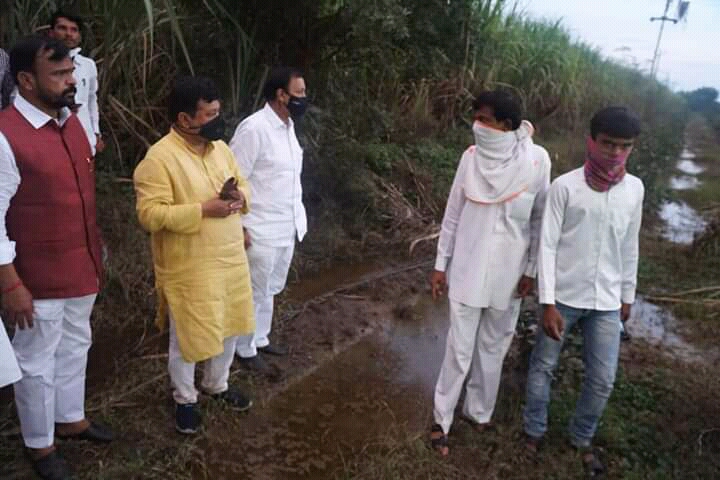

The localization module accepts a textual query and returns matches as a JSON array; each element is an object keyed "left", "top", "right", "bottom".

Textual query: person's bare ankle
[
  {"left": 55, "top": 418, "right": 90, "bottom": 435},
  {"left": 27, "top": 446, "right": 55, "bottom": 460}
]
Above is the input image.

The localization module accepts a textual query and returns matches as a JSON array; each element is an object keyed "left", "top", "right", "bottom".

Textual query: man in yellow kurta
[{"left": 133, "top": 76, "right": 255, "bottom": 435}]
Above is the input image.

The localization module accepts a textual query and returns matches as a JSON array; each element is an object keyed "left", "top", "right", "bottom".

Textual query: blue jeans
[{"left": 523, "top": 303, "right": 621, "bottom": 447}]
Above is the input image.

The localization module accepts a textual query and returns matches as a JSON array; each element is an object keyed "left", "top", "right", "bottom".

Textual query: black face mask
[
  {"left": 287, "top": 95, "right": 308, "bottom": 120},
  {"left": 194, "top": 115, "right": 225, "bottom": 142}
]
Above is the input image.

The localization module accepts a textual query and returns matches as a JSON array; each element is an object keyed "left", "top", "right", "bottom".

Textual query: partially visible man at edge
[
  {"left": 133, "top": 75, "right": 255, "bottom": 436},
  {"left": 524, "top": 106, "right": 644, "bottom": 477},
  {"left": 0, "top": 47, "right": 14, "bottom": 107},
  {"left": 47, "top": 10, "right": 104, "bottom": 155},
  {"left": 229, "top": 66, "right": 309, "bottom": 373},
  {"left": 0, "top": 36, "right": 113, "bottom": 480}
]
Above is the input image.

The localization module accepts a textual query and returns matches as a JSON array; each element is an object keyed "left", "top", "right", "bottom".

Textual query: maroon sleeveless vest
[{"left": 0, "top": 105, "right": 102, "bottom": 299}]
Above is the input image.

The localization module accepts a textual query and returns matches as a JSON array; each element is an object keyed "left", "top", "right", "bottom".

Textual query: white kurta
[
  {"left": 69, "top": 48, "right": 100, "bottom": 155},
  {"left": 537, "top": 168, "right": 644, "bottom": 310},
  {"left": 435, "top": 144, "right": 551, "bottom": 310},
  {"left": 229, "top": 103, "right": 307, "bottom": 246}
]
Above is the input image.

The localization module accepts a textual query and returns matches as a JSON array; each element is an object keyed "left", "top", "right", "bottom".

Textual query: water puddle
[
  {"left": 286, "top": 260, "right": 381, "bottom": 302},
  {"left": 626, "top": 297, "right": 706, "bottom": 362},
  {"left": 670, "top": 175, "right": 701, "bottom": 190},
  {"left": 676, "top": 159, "right": 705, "bottom": 176},
  {"left": 659, "top": 201, "right": 707, "bottom": 244},
  {"left": 206, "top": 297, "right": 447, "bottom": 479}
]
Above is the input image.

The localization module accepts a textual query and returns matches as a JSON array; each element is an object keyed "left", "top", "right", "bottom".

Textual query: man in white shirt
[
  {"left": 524, "top": 106, "right": 643, "bottom": 477},
  {"left": 429, "top": 91, "right": 551, "bottom": 456},
  {"left": 0, "top": 48, "right": 14, "bottom": 108},
  {"left": 229, "top": 67, "right": 308, "bottom": 372},
  {"left": 48, "top": 11, "right": 104, "bottom": 155}
]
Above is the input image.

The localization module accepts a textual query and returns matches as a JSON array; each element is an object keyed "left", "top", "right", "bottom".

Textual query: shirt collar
[
  {"left": 262, "top": 102, "right": 292, "bottom": 130},
  {"left": 168, "top": 126, "right": 216, "bottom": 156},
  {"left": 13, "top": 94, "right": 71, "bottom": 129},
  {"left": 69, "top": 47, "right": 82, "bottom": 59}
]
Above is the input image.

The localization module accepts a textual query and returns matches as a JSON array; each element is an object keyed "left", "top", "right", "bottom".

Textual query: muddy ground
[{"left": 2, "top": 247, "right": 720, "bottom": 479}]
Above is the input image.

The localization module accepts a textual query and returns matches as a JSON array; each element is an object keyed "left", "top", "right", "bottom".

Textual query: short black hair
[
  {"left": 10, "top": 35, "right": 70, "bottom": 84},
  {"left": 49, "top": 10, "right": 84, "bottom": 29},
  {"left": 262, "top": 66, "right": 303, "bottom": 102},
  {"left": 168, "top": 75, "right": 221, "bottom": 122},
  {"left": 590, "top": 106, "right": 641, "bottom": 140},
  {"left": 472, "top": 90, "right": 523, "bottom": 130}
]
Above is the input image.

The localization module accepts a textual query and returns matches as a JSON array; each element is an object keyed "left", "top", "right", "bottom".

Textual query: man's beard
[{"left": 38, "top": 87, "right": 77, "bottom": 110}]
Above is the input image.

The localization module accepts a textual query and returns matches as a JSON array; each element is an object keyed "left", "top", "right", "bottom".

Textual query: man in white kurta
[
  {"left": 430, "top": 91, "right": 550, "bottom": 455},
  {"left": 230, "top": 67, "right": 308, "bottom": 369},
  {"left": 48, "top": 12, "right": 103, "bottom": 155}
]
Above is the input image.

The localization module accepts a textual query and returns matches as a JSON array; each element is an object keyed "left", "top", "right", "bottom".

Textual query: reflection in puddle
[
  {"left": 627, "top": 297, "right": 705, "bottom": 362},
  {"left": 207, "top": 297, "right": 447, "bottom": 479},
  {"left": 670, "top": 175, "right": 701, "bottom": 190},
  {"left": 659, "top": 201, "right": 707, "bottom": 244},
  {"left": 680, "top": 148, "right": 696, "bottom": 159},
  {"left": 677, "top": 159, "right": 705, "bottom": 176}
]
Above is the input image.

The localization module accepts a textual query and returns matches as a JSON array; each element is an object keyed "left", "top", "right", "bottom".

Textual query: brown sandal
[
  {"left": 524, "top": 434, "right": 542, "bottom": 457},
  {"left": 461, "top": 415, "right": 497, "bottom": 433},
  {"left": 579, "top": 447, "right": 606, "bottom": 479},
  {"left": 430, "top": 424, "right": 449, "bottom": 457}
]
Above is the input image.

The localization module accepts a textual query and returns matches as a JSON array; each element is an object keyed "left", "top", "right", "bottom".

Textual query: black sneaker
[
  {"left": 26, "top": 450, "right": 73, "bottom": 480},
  {"left": 175, "top": 403, "right": 201, "bottom": 435},
  {"left": 211, "top": 387, "right": 253, "bottom": 412},
  {"left": 237, "top": 355, "right": 277, "bottom": 377}
]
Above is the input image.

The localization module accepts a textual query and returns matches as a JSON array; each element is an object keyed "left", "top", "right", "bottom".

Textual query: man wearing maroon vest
[{"left": 0, "top": 36, "right": 113, "bottom": 480}]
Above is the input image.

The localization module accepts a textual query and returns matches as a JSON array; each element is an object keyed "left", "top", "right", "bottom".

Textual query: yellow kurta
[{"left": 133, "top": 128, "right": 255, "bottom": 363}]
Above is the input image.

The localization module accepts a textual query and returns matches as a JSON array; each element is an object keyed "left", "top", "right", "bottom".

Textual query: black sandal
[
  {"left": 579, "top": 447, "right": 606, "bottom": 479},
  {"left": 430, "top": 423, "right": 449, "bottom": 457}
]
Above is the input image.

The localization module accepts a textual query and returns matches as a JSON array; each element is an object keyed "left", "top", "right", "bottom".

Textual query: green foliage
[
  {"left": 0, "top": 0, "right": 690, "bottom": 230},
  {"left": 684, "top": 87, "right": 720, "bottom": 140}
]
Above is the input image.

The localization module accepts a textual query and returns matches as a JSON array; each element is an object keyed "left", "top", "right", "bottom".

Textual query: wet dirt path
[{"left": 204, "top": 293, "right": 448, "bottom": 479}]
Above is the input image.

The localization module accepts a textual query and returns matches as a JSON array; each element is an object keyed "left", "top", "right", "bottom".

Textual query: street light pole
[{"left": 650, "top": 0, "right": 677, "bottom": 79}]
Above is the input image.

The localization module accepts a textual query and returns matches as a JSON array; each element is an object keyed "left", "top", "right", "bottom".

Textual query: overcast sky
[{"left": 519, "top": 0, "right": 719, "bottom": 93}]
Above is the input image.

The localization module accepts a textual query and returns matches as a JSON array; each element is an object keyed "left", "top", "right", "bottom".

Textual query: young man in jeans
[{"left": 524, "top": 106, "right": 643, "bottom": 476}]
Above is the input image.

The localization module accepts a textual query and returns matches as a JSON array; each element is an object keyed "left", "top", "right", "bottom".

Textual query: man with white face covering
[
  {"left": 48, "top": 11, "right": 104, "bottom": 155},
  {"left": 429, "top": 90, "right": 551, "bottom": 456}
]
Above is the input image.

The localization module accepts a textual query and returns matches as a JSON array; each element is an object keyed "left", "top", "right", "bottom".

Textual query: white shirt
[
  {"left": 538, "top": 167, "right": 644, "bottom": 311},
  {"left": 229, "top": 103, "right": 307, "bottom": 247},
  {"left": 435, "top": 144, "right": 551, "bottom": 310},
  {"left": 70, "top": 48, "right": 100, "bottom": 154},
  {"left": 0, "top": 95, "right": 71, "bottom": 266}
]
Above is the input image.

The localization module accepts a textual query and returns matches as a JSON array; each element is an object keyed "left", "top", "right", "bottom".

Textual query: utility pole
[{"left": 650, "top": 0, "right": 689, "bottom": 79}]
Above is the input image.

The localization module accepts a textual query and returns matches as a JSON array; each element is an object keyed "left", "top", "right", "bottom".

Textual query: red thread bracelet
[{"left": 2, "top": 280, "right": 23, "bottom": 294}]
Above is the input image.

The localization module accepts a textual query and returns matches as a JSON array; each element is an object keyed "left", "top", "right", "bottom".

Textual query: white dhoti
[
  {"left": 168, "top": 312, "right": 237, "bottom": 404},
  {"left": 433, "top": 298, "right": 521, "bottom": 434},
  {"left": 11, "top": 294, "right": 96, "bottom": 449},
  {"left": 235, "top": 241, "right": 294, "bottom": 358}
]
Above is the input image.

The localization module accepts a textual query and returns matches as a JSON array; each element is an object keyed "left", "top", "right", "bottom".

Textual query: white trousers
[
  {"left": 168, "top": 313, "right": 237, "bottom": 404},
  {"left": 235, "top": 242, "right": 294, "bottom": 358},
  {"left": 11, "top": 294, "right": 96, "bottom": 449},
  {"left": 433, "top": 298, "right": 521, "bottom": 434}
]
